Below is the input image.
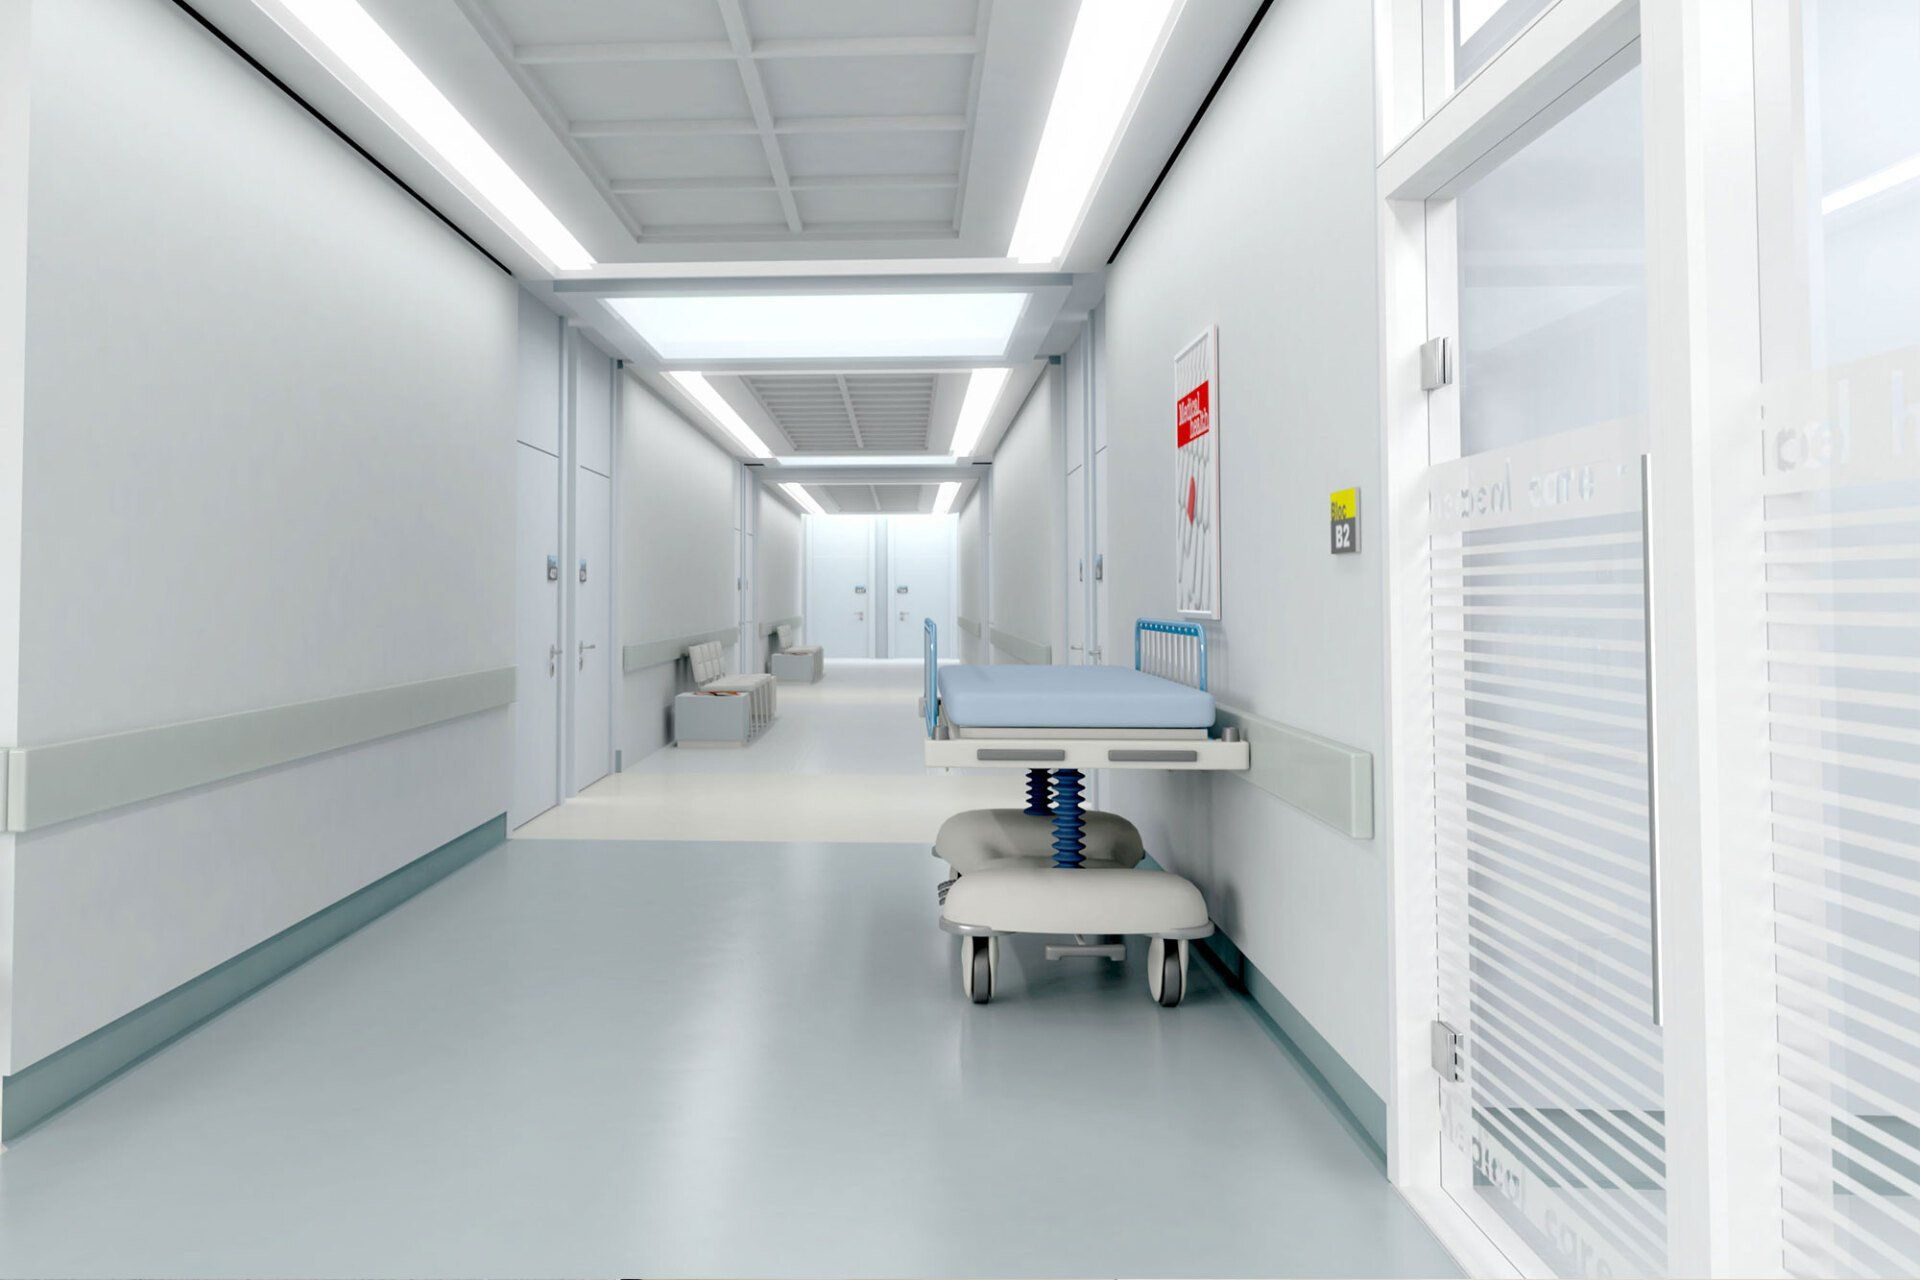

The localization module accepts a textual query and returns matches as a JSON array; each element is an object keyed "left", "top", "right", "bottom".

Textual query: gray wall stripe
[
  {"left": 5, "top": 668, "right": 515, "bottom": 833},
  {"left": 955, "top": 615, "right": 983, "bottom": 637},
  {"left": 988, "top": 627, "right": 1052, "bottom": 665},
  {"left": 0, "top": 813, "right": 507, "bottom": 1142},
  {"left": 1213, "top": 704, "right": 1375, "bottom": 839},
  {"left": 621, "top": 627, "right": 738, "bottom": 674}
]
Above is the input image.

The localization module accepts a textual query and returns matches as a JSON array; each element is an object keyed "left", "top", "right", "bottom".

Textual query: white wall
[
  {"left": 4, "top": 0, "right": 516, "bottom": 1071},
  {"left": 956, "top": 488, "right": 988, "bottom": 663},
  {"left": 986, "top": 367, "right": 1063, "bottom": 663},
  {"left": 755, "top": 487, "right": 803, "bottom": 665},
  {"left": 1098, "top": 0, "right": 1392, "bottom": 1096},
  {"left": 614, "top": 372, "right": 739, "bottom": 762}
]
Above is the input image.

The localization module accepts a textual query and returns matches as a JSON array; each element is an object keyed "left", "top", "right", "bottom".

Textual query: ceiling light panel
[
  {"left": 948, "top": 367, "right": 1011, "bottom": 456},
  {"left": 607, "top": 293, "right": 1027, "bottom": 361},
  {"left": 262, "top": 0, "right": 593, "bottom": 271},
  {"left": 667, "top": 371, "right": 773, "bottom": 458},
  {"left": 779, "top": 482, "right": 827, "bottom": 515},
  {"left": 1007, "top": 0, "right": 1182, "bottom": 264}
]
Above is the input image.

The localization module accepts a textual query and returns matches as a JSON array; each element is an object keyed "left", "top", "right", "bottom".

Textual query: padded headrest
[{"left": 690, "top": 640, "right": 723, "bottom": 684}]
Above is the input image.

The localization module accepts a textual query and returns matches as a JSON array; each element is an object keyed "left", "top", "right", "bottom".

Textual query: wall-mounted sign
[
  {"left": 1330, "top": 488, "right": 1359, "bottom": 554},
  {"left": 1174, "top": 326, "right": 1221, "bottom": 619}
]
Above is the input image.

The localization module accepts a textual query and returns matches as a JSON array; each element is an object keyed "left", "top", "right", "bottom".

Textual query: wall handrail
[
  {"left": 621, "top": 626, "right": 737, "bottom": 674},
  {"left": 3, "top": 666, "right": 515, "bottom": 833}
]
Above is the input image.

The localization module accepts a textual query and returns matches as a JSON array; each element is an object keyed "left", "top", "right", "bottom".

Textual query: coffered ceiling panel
[
  {"left": 455, "top": 0, "right": 1001, "bottom": 246},
  {"left": 745, "top": 373, "right": 942, "bottom": 453},
  {"left": 486, "top": 0, "right": 727, "bottom": 44},
  {"left": 741, "top": 0, "right": 979, "bottom": 42}
]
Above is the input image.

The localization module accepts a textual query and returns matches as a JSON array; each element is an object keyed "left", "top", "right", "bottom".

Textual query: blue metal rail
[
  {"left": 923, "top": 616, "right": 939, "bottom": 739},
  {"left": 1134, "top": 618, "right": 1209, "bottom": 691}
]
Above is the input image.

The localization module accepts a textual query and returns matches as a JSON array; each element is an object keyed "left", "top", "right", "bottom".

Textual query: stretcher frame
[{"left": 920, "top": 618, "right": 1251, "bottom": 773}]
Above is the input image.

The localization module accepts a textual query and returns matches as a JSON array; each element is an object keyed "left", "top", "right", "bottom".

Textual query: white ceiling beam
[
  {"left": 512, "top": 36, "right": 981, "bottom": 65},
  {"left": 552, "top": 272, "right": 1072, "bottom": 296},
  {"left": 834, "top": 374, "right": 867, "bottom": 449},
  {"left": 714, "top": 0, "right": 803, "bottom": 234},
  {"left": 948, "top": 0, "right": 994, "bottom": 233},
  {"left": 612, "top": 221, "right": 961, "bottom": 244},
  {"left": 775, "top": 115, "right": 968, "bottom": 134},
  {"left": 608, "top": 174, "right": 959, "bottom": 194},
  {"left": 514, "top": 40, "right": 736, "bottom": 64},
  {"left": 571, "top": 114, "right": 968, "bottom": 140},
  {"left": 572, "top": 118, "right": 762, "bottom": 138},
  {"left": 749, "top": 36, "right": 982, "bottom": 59}
]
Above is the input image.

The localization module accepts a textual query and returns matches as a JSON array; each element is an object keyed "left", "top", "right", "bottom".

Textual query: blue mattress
[{"left": 937, "top": 664, "right": 1216, "bottom": 730}]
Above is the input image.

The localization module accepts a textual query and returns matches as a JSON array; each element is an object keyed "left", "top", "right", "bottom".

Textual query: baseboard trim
[
  {"left": 0, "top": 813, "right": 507, "bottom": 1143},
  {"left": 1195, "top": 927, "right": 1389, "bottom": 1169}
]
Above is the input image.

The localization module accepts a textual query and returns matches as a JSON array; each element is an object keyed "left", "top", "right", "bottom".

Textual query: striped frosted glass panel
[
  {"left": 1428, "top": 420, "right": 1667, "bottom": 1277},
  {"left": 1761, "top": 349, "right": 1920, "bottom": 1279}
]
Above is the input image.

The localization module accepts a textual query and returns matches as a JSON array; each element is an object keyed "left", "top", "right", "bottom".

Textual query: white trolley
[{"left": 922, "top": 619, "right": 1250, "bottom": 1006}]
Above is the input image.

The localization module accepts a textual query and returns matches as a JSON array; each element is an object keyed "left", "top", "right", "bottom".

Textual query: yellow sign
[{"left": 1330, "top": 488, "right": 1359, "bottom": 554}]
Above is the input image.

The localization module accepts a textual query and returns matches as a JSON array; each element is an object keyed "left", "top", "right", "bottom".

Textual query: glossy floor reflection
[{"left": 0, "top": 837, "right": 1459, "bottom": 1279}]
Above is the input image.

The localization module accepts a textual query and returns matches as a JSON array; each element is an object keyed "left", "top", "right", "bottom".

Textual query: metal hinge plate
[
  {"left": 1420, "top": 336, "right": 1453, "bottom": 390},
  {"left": 1431, "top": 1019, "right": 1464, "bottom": 1082}
]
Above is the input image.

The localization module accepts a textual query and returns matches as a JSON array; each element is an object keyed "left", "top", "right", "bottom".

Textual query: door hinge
[
  {"left": 1430, "top": 1020, "right": 1464, "bottom": 1083},
  {"left": 1420, "top": 337, "right": 1452, "bottom": 391}
]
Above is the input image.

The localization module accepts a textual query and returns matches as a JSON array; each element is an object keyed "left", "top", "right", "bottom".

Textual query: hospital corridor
[{"left": 1, "top": 1, "right": 1917, "bottom": 1278}]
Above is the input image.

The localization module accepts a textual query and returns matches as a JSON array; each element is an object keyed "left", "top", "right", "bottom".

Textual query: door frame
[
  {"left": 1374, "top": 1, "right": 1777, "bottom": 1274},
  {"left": 560, "top": 326, "right": 616, "bottom": 795}
]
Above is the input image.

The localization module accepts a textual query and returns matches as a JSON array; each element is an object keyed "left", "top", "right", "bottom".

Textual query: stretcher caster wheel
[
  {"left": 1149, "top": 937, "right": 1186, "bottom": 1008},
  {"left": 961, "top": 935, "right": 996, "bottom": 1004}
]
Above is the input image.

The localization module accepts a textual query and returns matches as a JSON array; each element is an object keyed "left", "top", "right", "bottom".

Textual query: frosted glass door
[
  {"left": 1426, "top": 53, "right": 1669, "bottom": 1277},
  {"left": 1753, "top": 2, "right": 1920, "bottom": 1272}
]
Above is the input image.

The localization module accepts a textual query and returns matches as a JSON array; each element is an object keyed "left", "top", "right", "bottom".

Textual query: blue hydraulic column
[
  {"left": 1050, "top": 769, "right": 1086, "bottom": 868},
  {"left": 1024, "top": 768, "right": 1052, "bottom": 816}
]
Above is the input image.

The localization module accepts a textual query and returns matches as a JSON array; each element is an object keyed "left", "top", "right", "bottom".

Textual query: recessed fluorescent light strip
[
  {"left": 949, "top": 367, "right": 1012, "bottom": 457},
  {"left": 263, "top": 0, "right": 593, "bottom": 271},
  {"left": 669, "top": 372, "right": 772, "bottom": 459},
  {"left": 932, "top": 482, "right": 962, "bottom": 516},
  {"left": 607, "top": 293, "right": 1025, "bottom": 361},
  {"left": 772, "top": 454, "right": 960, "bottom": 467},
  {"left": 780, "top": 483, "right": 827, "bottom": 516},
  {"left": 1007, "top": 0, "right": 1183, "bottom": 264}
]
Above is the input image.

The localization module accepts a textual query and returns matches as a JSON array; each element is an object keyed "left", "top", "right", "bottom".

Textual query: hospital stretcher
[{"left": 921, "top": 619, "right": 1250, "bottom": 1006}]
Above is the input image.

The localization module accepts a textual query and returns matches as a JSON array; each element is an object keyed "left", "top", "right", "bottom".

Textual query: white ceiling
[
  {"left": 818, "top": 482, "right": 939, "bottom": 514},
  {"left": 204, "top": 0, "right": 1263, "bottom": 459},
  {"left": 742, "top": 373, "right": 950, "bottom": 452},
  {"left": 454, "top": 0, "right": 995, "bottom": 248}
]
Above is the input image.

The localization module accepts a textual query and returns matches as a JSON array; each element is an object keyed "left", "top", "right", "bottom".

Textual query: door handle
[
  {"left": 856, "top": 611, "right": 864, "bottom": 621},
  {"left": 577, "top": 641, "right": 597, "bottom": 669},
  {"left": 548, "top": 643, "right": 561, "bottom": 677}
]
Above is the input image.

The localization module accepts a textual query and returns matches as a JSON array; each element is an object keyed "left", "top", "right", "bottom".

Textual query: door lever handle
[
  {"left": 548, "top": 643, "right": 562, "bottom": 677},
  {"left": 577, "top": 641, "right": 597, "bottom": 670}
]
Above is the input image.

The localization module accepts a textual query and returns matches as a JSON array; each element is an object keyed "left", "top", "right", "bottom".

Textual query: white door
[
  {"left": 512, "top": 443, "right": 561, "bottom": 828},
  {"left": 1421, "top": 57, "right": 1671, "bottom": 1279},
  {"left": 571, "top": 468, "right": 611, "bottom": 791},
  {"left": 736, "top": 528, "right": 754, "bottom": 669},
  {"left": 1066, "top": 464, "right": 1088, "bottom": 664},
  {"left": 1092, "top": 445, "right": 1108, "bottom": 664},
  {"left": 806, "top": 515, "right": 874, "bottom": 658},
  {"left": 887, "top": 515, "right": 954, "bottom": 656}
]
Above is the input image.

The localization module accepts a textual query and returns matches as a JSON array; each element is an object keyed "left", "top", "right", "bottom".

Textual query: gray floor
[{"left": 0, "top": 837, "right": 1460, "bottom": 1278}]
